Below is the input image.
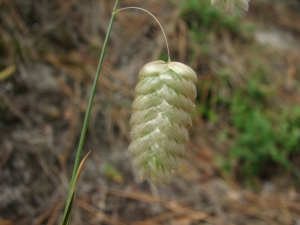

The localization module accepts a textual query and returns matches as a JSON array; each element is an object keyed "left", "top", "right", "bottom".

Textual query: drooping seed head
[{"left": 129, "top": 60, "right": 197, "bottom": 187}]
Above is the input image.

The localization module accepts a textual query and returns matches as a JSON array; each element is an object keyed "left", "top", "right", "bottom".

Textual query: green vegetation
[
  {"left": 212, "top": 69, "right": 300, "bottom": 186},
  {"left": 228, "top": 84, "right": 300, "bottom": 185},
  {"left": 180, "top": 0, "right": 300, "bottom": 187},
  {"left": 180, "top": 0, "right": 241, "bottom": 40},
  {"left": 198, "top": 66, "right": 300, "bottom": 186}
]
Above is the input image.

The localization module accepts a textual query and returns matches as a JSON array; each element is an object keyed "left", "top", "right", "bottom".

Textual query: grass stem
[
  {"left": 116, "top": 7, "right": 171, "bottom": 62},
  {"left": 61, "top": 0, "right": 119, "bottom": 224}
]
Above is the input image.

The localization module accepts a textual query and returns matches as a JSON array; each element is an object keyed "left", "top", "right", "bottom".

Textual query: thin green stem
[
  {"left": 62, "top": 0, "right": 119, "bottom": 222},
  {"left": 116, "top": 7, "right": 171, "bottom": 62}
]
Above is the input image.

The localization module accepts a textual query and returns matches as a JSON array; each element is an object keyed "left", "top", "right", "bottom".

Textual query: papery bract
[
  {"left": 129, "top": 60, "right": 197, "bottom": 187},
  {"left": 211, "top": 0, "right": 250, "bottom": 15}
]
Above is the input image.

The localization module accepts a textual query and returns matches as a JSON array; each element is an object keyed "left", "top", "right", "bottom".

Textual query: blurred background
[{"left": 1, "top": 0, "right": 300, "bottom": 224}]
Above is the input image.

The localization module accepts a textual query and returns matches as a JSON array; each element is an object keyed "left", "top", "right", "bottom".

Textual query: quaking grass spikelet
[{"left": 129, "top": 60, "right": 197, "bottom": 187}]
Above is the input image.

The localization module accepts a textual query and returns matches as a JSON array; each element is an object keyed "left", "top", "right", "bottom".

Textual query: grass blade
[{"left": 61, "top": 150, "right": 91, "bottom": 225}]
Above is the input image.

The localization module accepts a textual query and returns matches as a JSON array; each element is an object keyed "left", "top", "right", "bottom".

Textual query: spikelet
[{"left": 129, "top": 60, "right": 197, "bottom": 187}]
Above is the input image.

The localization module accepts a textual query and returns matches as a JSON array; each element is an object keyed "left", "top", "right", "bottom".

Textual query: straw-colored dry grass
[{"left": 1, "top": 0, "right": 300, "bottom": 224}]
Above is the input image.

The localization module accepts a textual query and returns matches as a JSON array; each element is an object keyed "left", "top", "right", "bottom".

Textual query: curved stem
[{"left": 116, "top": 7, "right": 171, "bottom": 62}]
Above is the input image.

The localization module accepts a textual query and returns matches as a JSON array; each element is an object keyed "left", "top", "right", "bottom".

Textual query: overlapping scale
[{"left": 129, "top": 60, "right": 197, "bottom": 187}]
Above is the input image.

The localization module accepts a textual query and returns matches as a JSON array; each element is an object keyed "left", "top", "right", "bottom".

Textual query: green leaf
[{"left": 61, "top": 151, "right": 91, "bottom": 225}]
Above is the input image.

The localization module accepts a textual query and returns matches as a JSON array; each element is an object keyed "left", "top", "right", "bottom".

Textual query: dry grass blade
[
  {"left": 32, "top": 206, "right": 55, "bottom": 225},
  {"left": 97, "top": 186, "right": 224, "bottom": 225},
  {"left": 61, "top": 150, "right": 91, "bottom": 225},
  {"left": 0, "top": 92, "right": 32, "bottom": 129},
  {"left": 75, "top": 199, "right": 126, "bottom": 225},
  {"left": 0, "top": 219, "right": 14, "bottom": 225},
  {"left": 131, "top": 212, "right": 176, "bottom": 225},
  {"left": 2, "top": 1, "right": 300, "bottom": 224},
  {"left": 0, "top": 65, "right": 15, "bottom": 81}
]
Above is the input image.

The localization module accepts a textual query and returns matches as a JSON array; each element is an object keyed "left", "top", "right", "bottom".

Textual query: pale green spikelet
[
  {"left": 129, "top": 60, "right": 197, "bottom": 187},
  {"left": 211, "top": 0, "right": 250, "bottom": 15}
]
